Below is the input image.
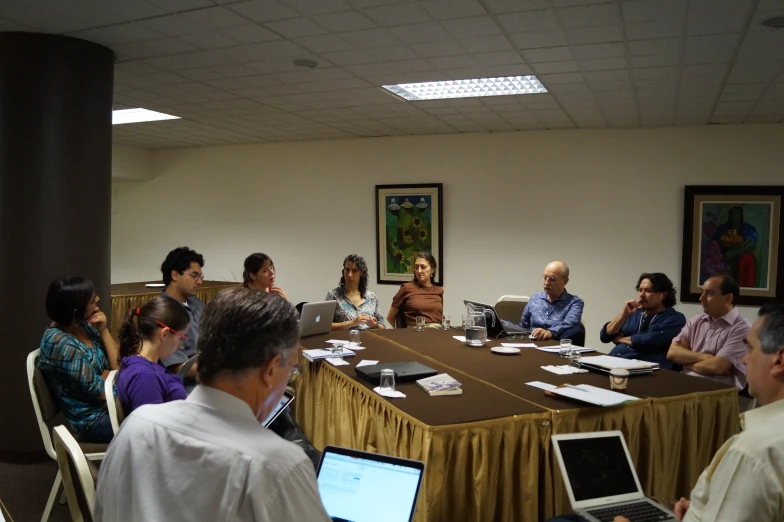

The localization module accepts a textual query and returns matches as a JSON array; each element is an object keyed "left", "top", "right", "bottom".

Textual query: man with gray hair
[{"left": 95, "top": 288, "right": 331, "bottom": 522}]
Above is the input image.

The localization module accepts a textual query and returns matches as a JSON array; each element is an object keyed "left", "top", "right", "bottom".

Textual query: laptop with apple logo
[{"left": 299, "top": 300, "right": 338, "bottom": 337}]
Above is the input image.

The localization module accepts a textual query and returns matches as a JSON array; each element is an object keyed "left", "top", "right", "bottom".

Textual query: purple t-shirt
[{"left": 116, "top": 356, "right": 188, "bottom": 415}]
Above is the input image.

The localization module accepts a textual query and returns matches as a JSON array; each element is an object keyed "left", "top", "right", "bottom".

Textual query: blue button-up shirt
[{"left": 517, "top": 290, "right": 584, "bottom": 337}]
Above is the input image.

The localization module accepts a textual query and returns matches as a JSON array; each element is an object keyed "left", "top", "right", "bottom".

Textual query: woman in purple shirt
[{"left": 116, "top": 296, "right": 190, "bottom": 415}]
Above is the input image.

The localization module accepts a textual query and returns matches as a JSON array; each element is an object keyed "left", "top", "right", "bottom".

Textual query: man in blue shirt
[
  {"left": 512, "top": 261, "right": 585, "bottom": 342},
  {"left": 600, "top": 272, "right": 686, "bottom": 369}
]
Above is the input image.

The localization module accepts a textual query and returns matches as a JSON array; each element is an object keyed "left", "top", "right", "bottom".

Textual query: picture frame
[
  {"left": 680, "top": 185, "right": 784, "bottom": 306},
  {"left": 375, "top": 183, "right": 443, "bottom": 285}
]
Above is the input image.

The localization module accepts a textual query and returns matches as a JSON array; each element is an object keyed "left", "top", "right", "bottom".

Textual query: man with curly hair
[{"left": 601, "top": 273, "right": 687, "bottom": 368}]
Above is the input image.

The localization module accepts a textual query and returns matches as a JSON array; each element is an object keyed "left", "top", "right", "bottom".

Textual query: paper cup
[{"left": 610, "top": 368, "right": 629, "bottom": 390}]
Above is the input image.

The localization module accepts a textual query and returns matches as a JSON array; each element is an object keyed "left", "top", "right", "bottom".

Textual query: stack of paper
[
  {"left": 541, "top": 365, "right": 588, "bottom": 375},
  {"left": 579, "top": 355, "right": 658, "bottom": 374},
  {"left": 536, "top": 346, "right": 596, "bottom": 354},
  {"left": 302, "top": 348, "right": 356, "bottom": 362},
  {"left": 501, "top": 342, "right": 537, "bottom": 348},
  {"left": 326, "top": 340, "right": 365, "bottom": 351},
  {"left": 549, "top": 384, "right": 639, "bottom": 407}
]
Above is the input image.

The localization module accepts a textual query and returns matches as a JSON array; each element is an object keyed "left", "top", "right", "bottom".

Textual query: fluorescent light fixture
[
  {"left": 112, "top": 108, "right": 180, "bottom": 125},
  {"left": 382, "top": 75, "right": 547, "bottom": 101}
]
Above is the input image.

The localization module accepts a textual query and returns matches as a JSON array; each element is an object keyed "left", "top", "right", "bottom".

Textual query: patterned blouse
[{"left": 325, "top": 287, "right": 386, "bottom": 330}]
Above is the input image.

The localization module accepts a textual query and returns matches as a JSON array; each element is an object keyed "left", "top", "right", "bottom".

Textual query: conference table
[
  {"left": 109, "top": 280, "right": 237, "bottom": 338},
  {"left": 295, "top": 327, "right": 740, "bottom": 522}
]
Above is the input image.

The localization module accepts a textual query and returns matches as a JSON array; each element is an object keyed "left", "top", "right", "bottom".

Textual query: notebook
[
  {"left": 316, "top": 445, "right": 425, "bottom": 522},
  {"left": 552, "top": 431, "right": 676, "bottom": 522}
]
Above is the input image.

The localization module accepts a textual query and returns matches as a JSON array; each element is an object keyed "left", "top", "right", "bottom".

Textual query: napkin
[
  {"left": 356, "top": 360, "right": 379, "bottom": 368},
  {"left": 373, "top": 387, "right": 406, "bottom": 398},
  {"left": 325, "top": 358, "right": 350, "bottom": 367}
]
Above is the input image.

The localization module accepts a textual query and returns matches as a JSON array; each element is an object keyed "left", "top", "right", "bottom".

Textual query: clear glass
[
  {"left": 330, "top": 341, "right": 345, "bottom": 360},
  {"left": 442, "top": 314, "right": 451, "bottom": 330},
  {"left": 416, "top": 316, "right": 426, "bottom": 331},
  {"left": 465, "top": 310, "right": 487, "bottom": 347},
  {"left": 461, "top": 314, "right": 467, "bottom": 329},
  {"left": 559, "top": 338, "right": 572, "bottom": 357},
  {"left": 348, "top": 329, "right": 361, "bottom": 349},
  {"left": 379, "top": 368, "right": 395, "bottom": 391},
  {"left": 568, "top": 349, "right": 581, "bottom": 367}
]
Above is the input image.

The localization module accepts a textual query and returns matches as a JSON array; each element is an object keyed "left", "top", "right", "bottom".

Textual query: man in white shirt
[{"left": 95, "top": 287, "right": 331, "bottom": 522}]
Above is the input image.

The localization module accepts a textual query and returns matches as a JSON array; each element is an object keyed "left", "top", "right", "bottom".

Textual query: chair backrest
[
  {"left": 494, "top": 296, "right": 530, "bottom": 324},
  {"left": 105, "top": 370, "right": 125, "bottom": 435},
  {"left": 295, "top": 301, "right": 307, "bottom": 316},
  {"left": 178, "top": 353, "right": 199, "bottom": 379},
  {"left": 27, "top": 349, "right": 60, "bottom": 461},
  {"left": 395, "top": 308, "right": 407, "bottom": 328},
  {"left": 54, "top": 425, "right": 97, "bottom": 522}
]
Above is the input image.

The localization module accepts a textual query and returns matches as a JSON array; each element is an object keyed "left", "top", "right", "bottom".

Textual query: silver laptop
[
  {"left": 316, "top": 445, "right": 425, "bottom": 522},
  {"left": 552, "top": 431, "right": 676, "bottom": 522},
  {"left": 299, "top": 300, "right": 337, "bottom": 337}
]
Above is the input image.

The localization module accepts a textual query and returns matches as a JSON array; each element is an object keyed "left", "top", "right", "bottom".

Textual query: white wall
[
  {"left": 112, "top": 144, "right": 154, "bottom": 181},
  {"left": 111, "top": 124, "right": 783, "bottom": 347}
]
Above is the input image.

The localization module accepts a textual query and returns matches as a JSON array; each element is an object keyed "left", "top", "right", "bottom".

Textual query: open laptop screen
[
  {"left": 557, "top": 434, "right": 639, "bottom": 502},
  {"left": 317, "top": 449, "right": 423, "bottom": 522}
]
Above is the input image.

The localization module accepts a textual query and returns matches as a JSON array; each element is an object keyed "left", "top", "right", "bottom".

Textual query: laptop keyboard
[{"left": 587, "top": 500, "right": 673, "bottom": 522}]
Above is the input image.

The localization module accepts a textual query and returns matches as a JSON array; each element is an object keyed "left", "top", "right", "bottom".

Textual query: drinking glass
[
  {"left": 348, "top": 329, "right": 361, "bottom": 349},
  {"left": 569, "top": 349, "right": 582, "bottom": 367},
  {"left": 379, "top": 368, "right": 395, "bottom": 391},
  {"left": 559, "top": 338, "right": 572, "bottom": 357},
  {"left": 330, "top": 341, "right": 345, "bottom": 361},
  {"left": 442, "top": 314, "right": 451, "bottom": 330},
  {"left": 416, "top": 316, "right": 426, "bottom": 331},
  {"left": 461, "top": 314, "right": 467, "bottom": 329},
  {"left": 465, "top": 310, "right": 487, "bottom": 347}
]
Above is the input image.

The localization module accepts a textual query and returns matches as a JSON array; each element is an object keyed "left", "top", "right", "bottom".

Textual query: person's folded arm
[
  {"left": 629, "top": 314, "right": 687, "bottom": 352},
  {"left": 667, "top": 341, "right": 711, "bottom": 365},
  {"left": 56, "top": 339, "right": 107, "bottom": 401},
  {"left": 688, "top": 355, "right": 733, "bottom": 376},
  {"left": 550, "top": 298, "right": 583, "bottom": 337},
  {"left": 600, "top": 321, "right": 618, "bottom": 343}
]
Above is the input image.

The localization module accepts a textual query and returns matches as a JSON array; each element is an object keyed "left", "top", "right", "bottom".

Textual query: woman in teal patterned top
[{"left": 326, "top": 254, "right": 386, "bottom": 331}]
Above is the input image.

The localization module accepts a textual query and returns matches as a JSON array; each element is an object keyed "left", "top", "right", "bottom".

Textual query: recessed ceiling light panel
[
  {"left": 382, "top": 75, "right": 547, "bottom": 101},
  {"left": 112, "top": 108, "right": 180, "bottom": 125}
]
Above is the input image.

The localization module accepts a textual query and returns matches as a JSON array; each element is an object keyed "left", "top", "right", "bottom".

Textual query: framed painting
[
  {"left": 681, "top": 185, "right": 784, "bottom": 305},
  {"left": 376, "top": 183, "right": 443, "bottom": 285}
]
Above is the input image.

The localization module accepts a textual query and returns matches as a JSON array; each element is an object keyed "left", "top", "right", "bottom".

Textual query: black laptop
[{"left": 355, "top": 362, "right": 438, "bottom": 384}]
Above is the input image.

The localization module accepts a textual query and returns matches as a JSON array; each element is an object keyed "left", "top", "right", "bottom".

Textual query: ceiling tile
[
  {"left": 180, "top": 7, "right": 250, "bottom": 29},
  {"left": 591, "top": 80, "right": 632, "bottom": 90},
  {"left": 621, "top": 0, "right": 687, "bottom": 23},
  {"left": 584, "top": 69, "right": 628, "bottom": 82},
  {"left": 179, "top": 31, "right": 240, "bottom": 49},
  {"left": 630, "top": 54, "right": 679, "bottom": 68},
  {"left": 580, "top": 57, "right": 628, "bottom": 71},
  {"left": 367, "top": 45, "right": 418, "bottom": 61},
  {"left": 727, "top": 61, "right": 782, "bottom": 84},
  {"left": 633, "top": 66, "right": 678, "bottom": 79},
  {"left": 498, "top": 10, "right": 560, "bottom": 33},
  {"left": 442, "top": 16, "right": 503, "bottom": 37},
  {"left": 566, "top": 25, "right": 623, "bottom": 44},
  {"left": 459, "top": 34, "right": 515, "bottom": 53},
  {"left": 628, "top": 37, "right": 680, "bottom": 56},
  {"left": 91, "top": 0, "right": 167, "bottom": 19},
  {"left": 322, "top": 49, "right": 374, "bottom": 65},
  {"left": 312, "top": 11, "right": 377, "bottom": 31},
  {"left": 295, "top": 34, "right": 354, "bottom": 52},
  {"left": 557, "top": 4, "right": 620, "bottom": 28},
  {"left": 736, "top": 31, "right": 784, "bottom": 62},
  {"left": 689, "top": 0, "right": 753, "bottom": 15},
  {"left": 634, "top": 77, "right": 676, "bottom": 89},
  {"left": 340, "top": 27, "right": 401, "bottom": 48},
  {"left": 523, "top": 46, "right": 572, "bottom": 63},
  {"left": 363, "top": 3, "right": 431, "bottom": 26},
  {"left": 421, "top": 0, "right": 488, "bottom": 20},
  {"left": 113, "top": 38, "right": 200, "bottom": 59},
  {"left": 686, "top": 15, "right": 745, "bottom": 36},
  {"left": 390, "top": 22, "right": 453, "bottom": 43},
  {"left": 429, "top": 54, "right": 478, "bottom": 69},
  {"left": 471, "top": 51, "right": 525, "bottom": 66},
  {"left": 226, "top": 1, "right": 300, "bottom": 23},
  {"left": 539, "top": 72, "right": 585, "bottom": 84},
  {"left": 265, "top": 17, "right": 329, "bottom": 37},
  {"left": 221, "top": 25, "right": 281, "bottom": 43},
  {"left": 281, "top": 0, "right": 352, "bottom": 16},
  {"left": 410, "top": 40, "right": 466, "bottom": 57},
  {"left": 511, "top": 30, "right": 568, "bottom": 49},
  {"left": 570, "top": 42, "right": 624, "bottom": 59},
  {"left": 625, "top": 20, "right": 683, "bottom": 40},
  {"left": 68, "top": 23, "right": 165, "bottom": 46},
  {"left": 138, "top": 14, "right": 205, "bottom": 36}
]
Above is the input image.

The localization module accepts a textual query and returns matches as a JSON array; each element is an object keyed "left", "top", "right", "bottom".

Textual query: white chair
[
  {"left": 494, "top": 295, "right": 530, "bottom": 324},
  {"left": 105, "top": 370, "right": 125, "bottom": 435},
  {"left": 27, "top": 349, "right": 107, "bottom": 522},
  {"left": 53, "top": 425, "right": 97, "bottom": 522}
]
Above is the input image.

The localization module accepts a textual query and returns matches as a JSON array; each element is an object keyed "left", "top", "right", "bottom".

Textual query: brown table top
[
  {"left": 110, "top": 280, "right": 235, "bottom": 297},
  {"left": 299, "top": 331, "right": 548, "bottom": 427},
  {"left": 368, "top": 328, "right": 735, "bottom": 411}
]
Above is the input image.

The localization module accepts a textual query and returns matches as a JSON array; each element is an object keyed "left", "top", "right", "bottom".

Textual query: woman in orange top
[{"left": 386, "top": 252, "right": 443, "bottom": 328}]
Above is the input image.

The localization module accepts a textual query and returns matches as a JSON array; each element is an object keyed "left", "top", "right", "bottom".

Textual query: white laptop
[
  {"left": 552, "top": 431, "right": 676, "bottom": 522},
  {"left": 299, "top": 300, "right": 337, "bottom": 337},
  {"left": 316, "top": 445, "right": 424, "bottom": 522}
]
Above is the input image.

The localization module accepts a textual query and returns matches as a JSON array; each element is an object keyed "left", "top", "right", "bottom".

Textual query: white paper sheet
[
  {"left": 579, "top": 354, "right": 657, "bottom": 369},
  {"left": 552, "top": 384, "right": 639, "bottom": 406},
  {"left": 356, "top": 360, "right": 379, "bottom": 368},
  {"left": 325, "top": 358, "right": 350, "bottom": 366},
  {"left": 302, "top": 348, "right": 356, "bottom": 361},
  {"left": 452, "top": 335, "right": 467, "bottom": 342},
  {"left": 536, "top": 346, "right": 596, "bottom": 354},
  {"left": 501, "top": 342, "right": 537, "bottom": 348},
  {"left": 526, "top": 381, "right": 557, "bottom": 391},
  {"left": 541, "top": 365, "right": 588, "bottom": 375},
  {"left": 373, "top": 386, "right": 406, "bottom": 398}
]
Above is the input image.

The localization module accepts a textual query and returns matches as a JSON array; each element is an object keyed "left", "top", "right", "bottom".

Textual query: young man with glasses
[
  {"left": 95, "top": 289, "right": 332, "bottom": 522},
  {"left": 159, "top": 246, "right": 205, "bottom": 380}
]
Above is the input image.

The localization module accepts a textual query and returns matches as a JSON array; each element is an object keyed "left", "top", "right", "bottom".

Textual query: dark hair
[
  {"left": 45, "top": 276, "right": 95, "bottom": 326},
  {"left": 758, "top": 303, "right": 784, "bottom": 355},
  {"left": 340, "top": 254, "right": 369, "bottom": 297},
  {"left": 718, "top": 276, "right": 740, "bottom": 305},
  {"left": 636, "top": 273, "right": 677, "bottom": 308},
  {"left": 161, "top": 247, "right": 204, "bottom": 286},
  {"left": 197, "top": 287, "right": 299, "bottom": 384},
  {"left": 242, "top": 253, "right": 273, "bottom": 288},
  {"left": 411, "top": 252, "right": 438, "bottom": 282},
  {"left": 118, "top": 296, "right": 190, "bottom": 365}
]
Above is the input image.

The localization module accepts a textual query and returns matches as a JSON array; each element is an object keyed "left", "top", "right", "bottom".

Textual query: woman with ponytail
[{"left": 116, "top": 296, "right": 191, "bottom": 415}]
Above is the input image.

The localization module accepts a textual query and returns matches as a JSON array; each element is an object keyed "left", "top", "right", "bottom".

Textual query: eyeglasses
[
  {"left": 542, "top": 275, "right": 560, "bottom": 283},
  {"left": 183, "top": 271, "right": 205, "bottom": 281},
  {"left": 156, "top": 321, "right": 188, "bottom": 343}
]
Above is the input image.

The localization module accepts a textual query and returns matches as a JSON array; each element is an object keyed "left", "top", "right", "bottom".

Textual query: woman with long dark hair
[
  {"left": 386, "top": 252, "right": 444, "bottom": 328},
  {"left": 38, "top": 275, "right": 120, "bottom": 443},
  {"left": 116, "top": 296, "right": 191, "bottom": 415},
  {"left": 326, "top": 254, "right": 386, "bottom": 330},
  {"left": 242, "top": 252, "right": 289, "bottom": 300}
]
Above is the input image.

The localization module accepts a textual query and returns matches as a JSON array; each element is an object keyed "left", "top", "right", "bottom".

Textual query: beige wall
[{"left": 111, "top": 124, "right": 783, "bottom": 348}]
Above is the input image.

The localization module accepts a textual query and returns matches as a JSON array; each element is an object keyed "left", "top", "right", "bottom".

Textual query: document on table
[
  {"left": 325, "top": 340, "right": 365, "bottom": 350},
  {"left": 453, "top": 335, "right": 467, "bottom": 342},
  {"left": 501, "top": 342, "right": 537, "bottom": 348},
  {"left": 579, "top": 354, "right": 657, "bottom": 370},
  {"left": 325, "top": 358, "right": 350, "bottom": 366},
  {"left": 551, "top": 384, "right": 639, "bottom": 407},
  {"left": 526, "top": 381, "right": 557, "bottom": 391},
  {"left": 355, "top": 360, "right": 379, "bottom": 368},
  {"left": 536, "top": 346, "right": 596, "bottom": 354},
  {"left": 541, "top": 365, "right": 588, "bottom": 375},
  {"left": 302, "top": 348, "right": 356, "bottom": 362}
]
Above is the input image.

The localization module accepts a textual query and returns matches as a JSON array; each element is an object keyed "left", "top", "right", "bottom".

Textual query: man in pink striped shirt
[{"left": 667, "top": 276, "right": 751, "bottom": 389}]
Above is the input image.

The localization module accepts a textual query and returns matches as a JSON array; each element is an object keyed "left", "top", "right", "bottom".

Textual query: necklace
[
  {"left": 418, "top": 282, "right": 434, "bottom": 292},
  {"left": 638, "top": 311, "right": 660, "bottom": 333}
]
